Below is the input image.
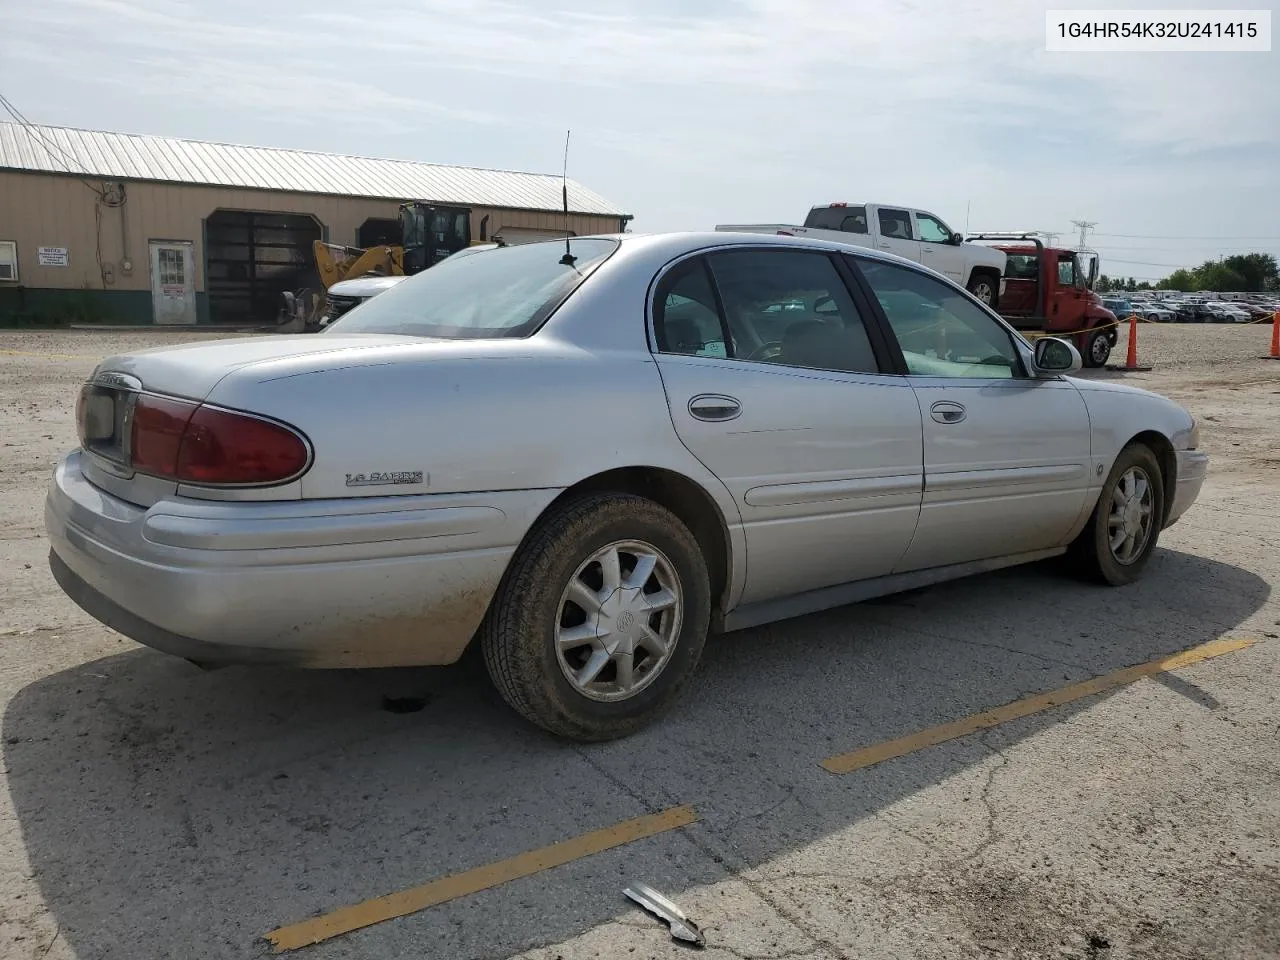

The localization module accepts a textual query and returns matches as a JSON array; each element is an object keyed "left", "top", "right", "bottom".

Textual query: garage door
[{"left": 206, "top": 211, "right": 322, "bottom": 324}]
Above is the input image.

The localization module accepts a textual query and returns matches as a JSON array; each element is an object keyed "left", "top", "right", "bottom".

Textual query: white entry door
[{"left": 149, "top": 240, "right": 197, "bottom": 325}]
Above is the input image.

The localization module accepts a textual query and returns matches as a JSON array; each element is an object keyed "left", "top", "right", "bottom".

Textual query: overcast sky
[{"left": 4, "top": 0, "right": 1278, "bottom": 280}]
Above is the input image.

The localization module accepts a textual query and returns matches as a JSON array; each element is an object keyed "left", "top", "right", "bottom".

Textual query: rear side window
[
  {"left": 653, "top": 259, "right": 730, "bottom": 359},
  {"left": 877, "top": 208, "right": 914, "bottom": 240},
  {"left": 707, "top": 250, "right": 881, "bottom": 374},
  {"left": 803, "top": 205, "right": 869, "bottom": 234},
  {"left": 326, "top": 238, "right": 618, "bottom": 338}
]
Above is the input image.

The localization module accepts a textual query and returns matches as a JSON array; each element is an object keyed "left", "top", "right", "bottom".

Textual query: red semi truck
[{"left": 970, "top": 233, "right": 1120, "bottom": 368}]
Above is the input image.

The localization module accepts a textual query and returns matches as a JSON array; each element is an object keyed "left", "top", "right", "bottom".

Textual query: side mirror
[
  {"left": 950, "top": 232, "right": 965, "bottom": 245},
  {"left": 1033, "top": 337, "right": 1082, "bottom": 376}
]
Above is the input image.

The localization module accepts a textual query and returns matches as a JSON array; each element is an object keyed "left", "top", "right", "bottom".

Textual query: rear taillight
[
  {"left": 129, "top": 395, "right": 310, "bottom": 486},
  {"left": 131, "top": 396, "right": 198, "bottom": 477}
]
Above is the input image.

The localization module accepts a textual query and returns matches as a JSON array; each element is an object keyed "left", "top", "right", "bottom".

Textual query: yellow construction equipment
[
  {"left": 281, "top": 201, "right": 475, "bottom": 329},
  {"left": 310, "top": 240, "right": 405, "bottom": 289}
]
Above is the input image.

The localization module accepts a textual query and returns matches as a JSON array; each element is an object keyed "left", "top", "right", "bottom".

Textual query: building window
[
  {"left": 158, "top": 248, "right": 185, "bottom": 285},
  {"left": 0, "top": 241, "right": 17, "bottom": 282}
]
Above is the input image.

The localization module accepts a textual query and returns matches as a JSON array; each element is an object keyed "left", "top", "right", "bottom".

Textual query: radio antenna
[{"left": 559, "top": 129, "right": 576, "bottom": 266}]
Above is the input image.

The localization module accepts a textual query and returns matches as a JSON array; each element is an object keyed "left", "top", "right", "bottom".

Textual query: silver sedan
[{"left": 45, "top": 232, "right": 1208, "bottom": 740}]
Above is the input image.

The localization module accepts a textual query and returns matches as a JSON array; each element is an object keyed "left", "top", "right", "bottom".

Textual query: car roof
[{"left": 609, "top": 230, "right": 927, "bottom": 271}]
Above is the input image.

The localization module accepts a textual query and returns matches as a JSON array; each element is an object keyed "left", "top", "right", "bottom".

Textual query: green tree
[
  {"left": 1196, "top": 260, "right": 1246, "bottom": 291},
  {"left": 1221, "top": 253, "right": 1278, "bottom": 291},
  {"left": 1096, "top": 274, "right": 1113, "bottom": 292},
  {"left": 1163, "top": 268, "right": 1197, "bottom": 291}
]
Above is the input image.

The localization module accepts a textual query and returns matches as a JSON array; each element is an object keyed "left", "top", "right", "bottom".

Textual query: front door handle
[
  {"left": 689, "top": 394, "right": 741, "bottom": 422},
  {"left": 930, "top": 400, "right": 966, "bottom": 424}
]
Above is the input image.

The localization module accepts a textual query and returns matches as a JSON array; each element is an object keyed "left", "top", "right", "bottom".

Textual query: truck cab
[
  {"left": 716, "top": 202, "right": 1007, "bottom": 307},
  {"left": 973, "top": 234, "right": 1118, "bottom": 368},
  {"left": 399, "top": 202, "right": 473, "bottom": 274}
]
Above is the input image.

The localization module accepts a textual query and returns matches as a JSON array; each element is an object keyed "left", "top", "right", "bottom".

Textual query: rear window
[
  {"left": 803, "top": 205, "right": 869, "bottom": 234},
  {"left": 325, "top": 238, "right": 618, "bottom": 338},
  {"left": 1003, "top": 254, "right": 1039, "bottom": 280}
]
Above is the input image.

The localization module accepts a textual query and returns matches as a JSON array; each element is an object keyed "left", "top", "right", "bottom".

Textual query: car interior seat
[{"left": 779, "top": 318, "right": 875, "bottom": 373}]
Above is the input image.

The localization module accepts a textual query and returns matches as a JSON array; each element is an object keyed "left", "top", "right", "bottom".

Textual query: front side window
[
  {"left": 706, "top": 250, "right": 880, "bottom": 374},
  {"left": 915, "top": 213, "right": 952, "bottom": 244},
  {"left": 877, "top": 208, "right": 914, "bottom": 241},
  {"left": 327, "top": 238, "right": 617, "bottom": 338},
  {"left": 857, "top": 259, "right": 1022, "bottom": 379},
  {"left": 1058, "top": 257, "right": 1077, "bottom": 286}
]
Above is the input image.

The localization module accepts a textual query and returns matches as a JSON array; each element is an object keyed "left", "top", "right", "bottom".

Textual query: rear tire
[
  {"left": 480, "top": 492, "right": 710, "bottom": 741},
  {"left": 967, "top": 272, "right": 998, "bottom": 309},
  {"left": 1068, "top": 444, "right": 1164, "bottom": 586},
  {"left": 1082, "top": 328, "right": 1112, "bottom": 368}
]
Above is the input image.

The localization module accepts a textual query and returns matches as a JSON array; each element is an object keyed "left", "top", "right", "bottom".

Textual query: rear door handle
[
  {"left": 930, "top": 400, "right": 966, "bottom": 424},
  {"left": 688, "top": 394, "right": 741, "bottom": 422}
]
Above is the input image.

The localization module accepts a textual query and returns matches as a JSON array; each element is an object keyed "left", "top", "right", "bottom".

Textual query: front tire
[
  {"left": 480, "top": 492, "right": 711, "bottom": 741},
  {"left": 1082, "top": 328, "right": 1112, "bottom": 367},
  {"left": 1069, "top": 444, "right": 1165, "bottom": 586}
]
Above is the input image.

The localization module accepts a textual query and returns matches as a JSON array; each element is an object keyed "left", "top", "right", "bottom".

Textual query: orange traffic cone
[
  {"left": 1108, "top": 314, "right": 1151, "bottom": 371},
  {"left": 1264, "top": 311, "right": 1280, "bottom": 361}
]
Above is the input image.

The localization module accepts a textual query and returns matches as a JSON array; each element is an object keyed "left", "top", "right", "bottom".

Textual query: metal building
[{"left": 0, "top": 123, "right": 631, "bottom": 326}]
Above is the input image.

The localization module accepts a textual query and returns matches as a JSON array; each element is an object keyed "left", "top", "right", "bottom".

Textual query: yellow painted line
[
  {"left": 264, "top": 803, "right": 699, "bottom": 953},
  {"left": 821, "top": 636, "right": 1257, "bottom": 775}
]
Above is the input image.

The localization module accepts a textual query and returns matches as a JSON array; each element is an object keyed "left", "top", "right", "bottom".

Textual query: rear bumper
[
  {"left": 1166, "top": 449, "right": 1209, "bottom": 528},
  {"left": 45, "top": 450, "right": 556, "bottom": 668}
]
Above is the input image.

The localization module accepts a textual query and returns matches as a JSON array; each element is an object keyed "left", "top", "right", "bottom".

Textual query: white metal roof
[{"left": 0, "top": 123, "right": 627, "bottom": 217}]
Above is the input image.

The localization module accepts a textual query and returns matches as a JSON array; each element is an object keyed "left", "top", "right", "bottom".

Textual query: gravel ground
[{"left": 0, "top": 322, "right": 1276, "bottom": 960}]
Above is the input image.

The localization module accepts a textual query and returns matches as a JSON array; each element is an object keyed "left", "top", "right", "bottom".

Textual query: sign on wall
[{"left": 38, "top": 246, "right": 69, "bottom": 267}]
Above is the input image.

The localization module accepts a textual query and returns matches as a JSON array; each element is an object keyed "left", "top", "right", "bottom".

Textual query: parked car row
[{"left": 1107, "top": 294, "right": 1279, "bottom": 323}]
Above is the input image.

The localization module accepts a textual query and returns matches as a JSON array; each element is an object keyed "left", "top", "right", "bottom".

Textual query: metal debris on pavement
[{"left": 623, "top": 881, "right": 706, "bottom": 947}]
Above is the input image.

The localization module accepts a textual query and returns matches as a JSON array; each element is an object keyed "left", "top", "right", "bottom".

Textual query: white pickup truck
[{"left": 717, "top": 202, "right": 1008, "bottom": 307}]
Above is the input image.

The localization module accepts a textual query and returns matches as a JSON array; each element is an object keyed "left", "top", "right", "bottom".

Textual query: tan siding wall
[{"left": 0, "top": 171, "right": 623, "bottom": 294}]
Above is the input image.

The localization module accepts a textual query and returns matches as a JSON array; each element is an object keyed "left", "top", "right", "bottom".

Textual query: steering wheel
[{"left": 746, "top": 340, "right": 784, "bottom": 362}]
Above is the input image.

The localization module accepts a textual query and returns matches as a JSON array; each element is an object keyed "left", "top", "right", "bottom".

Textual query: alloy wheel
[
  {"left": 1107, "top": 466, "right": 1155, "bottom": 564},
  {"left": 554, "top": 540, "right": 683, "bottom": 702}
]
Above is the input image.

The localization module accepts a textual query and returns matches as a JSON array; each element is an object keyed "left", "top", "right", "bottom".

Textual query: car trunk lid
[
  {"left": 90, "top": 334, "right": 421, "bottom": 401},
  {"left": 75, "top": 334, "right": 422, "bottom": 506}
]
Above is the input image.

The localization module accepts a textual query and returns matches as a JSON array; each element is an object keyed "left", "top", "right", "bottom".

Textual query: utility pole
[{"left": 1070, "top": 219, "right": 1097, "bottom": 252}]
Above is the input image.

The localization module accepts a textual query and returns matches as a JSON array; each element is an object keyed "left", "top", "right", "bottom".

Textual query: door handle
[
  {"left": 930, "top": 400, "right": 966, "bottom": 424},
  {"left": 877, "top": 242, "right": 892, "bottom": 249},
  {"left": 688, "top": 394, "right": 741, "bottom": 422}
]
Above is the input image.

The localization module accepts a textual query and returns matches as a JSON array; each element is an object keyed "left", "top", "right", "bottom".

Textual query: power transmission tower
[
  {"left": 1041, "top": 232, "right": 1060, "bottom": 246},
  {"left": 1071, "top": 220, "right": 1097, "bottom": 252}
]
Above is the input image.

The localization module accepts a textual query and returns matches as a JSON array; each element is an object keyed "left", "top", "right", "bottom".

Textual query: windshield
[{"left": 325, "top": 239, "right": 618, "bottom": 338}]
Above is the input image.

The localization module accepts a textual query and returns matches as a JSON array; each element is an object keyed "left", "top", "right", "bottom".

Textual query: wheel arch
[
  {"left": 966, "top": 266, "right": 1002, "bottom": 306},
  {"left": 535, "top": 466, "right": 735, "bottom": 625}
]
